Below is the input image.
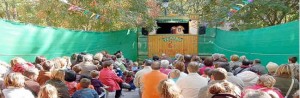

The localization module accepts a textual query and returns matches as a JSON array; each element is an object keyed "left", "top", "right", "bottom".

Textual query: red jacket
[{"left": 99, "top": 68, "right": 123, "bottom": 92}]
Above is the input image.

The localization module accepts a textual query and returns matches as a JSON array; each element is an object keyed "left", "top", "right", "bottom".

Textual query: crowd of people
[{"left": 0, "top": 51, "right": 299, "bottom": 98}]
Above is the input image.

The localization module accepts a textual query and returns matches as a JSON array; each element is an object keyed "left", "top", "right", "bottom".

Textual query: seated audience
[
  {"left": 229, "top": 54, "right": 242, "bottom": 71},
  {"left": 90, "top": 70, "right": 105, "bottom": 97},
  {"left": 273, "top": 64, "right": 299, "bottom": 98},
  {"left": 250, "top": 59, "right": 267, "bottom": 75},
  {"left": 38, "top": 84, "right": 58, "bottom": 98},
  {"left": 24, "top": 68, "right": 40, "bottom": 97},
  {"left": 177, "top": 62, "right": 208, "bottom": 98},
  {"left": 241, "top": 74, "right": 284, "bottom": 98},
  {"left": 209, "top": 82, "right": 241, "bottom": 98},
  {"left": 173, "top": 61, "right": 187, "bottom": 79},
  {"left": 236, "top": 71, "right": 259, "bottom": 87},
  {"left": 142, "top": 61, "right": 168, "bottom": 98},
  {"left": 72, "top": 78, "right": 99, "bottom": 98},
  {"left": 169, "top": 69, "right": 181, "bottom": 82},
  {"left": 233, "top": 60, "right": 251, "bottom": 75},
  {"left": 198, "top": 68, "right": 240, "bottom": 98},
  {"left": 3, "top": 72, "right": 34, "bottom": 98},
  {"left": 266, "top": 62, "right": 279, "bottom": 75},
  {"left": 45, "top": 69, "right": 70, "bottom": 98},
  {"left": 160, "top": 60, "right": 171, "bottom": 75},
  {"left": 158, "top": 79, "right": 183, "bottom": 98},
  {"left": 218, "top": 62, "right": 244, "bottom": 90},
  {"left": 64, "top": 70, "right": 77, "bottom": 96},
  {"left": 199, "top": 57, "right": 214, "bottom": 75},
  {"left": 37, "top": 60, "right": 54, "bottom": 85},
  {"left": 243, "top": 90, "right": 272, "bottom": 98}
]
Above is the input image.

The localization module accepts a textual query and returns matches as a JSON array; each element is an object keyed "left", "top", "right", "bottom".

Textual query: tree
[{"left": 0, "top": 0, "right": 161, "bottom": 31}]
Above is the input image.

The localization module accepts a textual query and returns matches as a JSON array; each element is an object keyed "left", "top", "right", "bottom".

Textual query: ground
[{"left": 107, "top": 89, "right": 140, "bottom": 98}]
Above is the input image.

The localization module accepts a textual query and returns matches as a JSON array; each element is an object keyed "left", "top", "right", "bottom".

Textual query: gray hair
[
  {"left": 84, "top": 54, "right": 93, "bottom": 62},
  {"left": 161, "top": 60, "right": 169, "bottom": 68}
]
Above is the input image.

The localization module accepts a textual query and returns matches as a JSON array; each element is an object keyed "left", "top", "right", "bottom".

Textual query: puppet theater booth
[{"left": 147, "top": 16, "right": 199, "bottom": 57}]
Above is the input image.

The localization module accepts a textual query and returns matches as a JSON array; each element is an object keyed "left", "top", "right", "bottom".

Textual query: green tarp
[
  {"left": 0, "top": 19, "right": 138, "bottom": 62},
  {"left": 212, "top": 20, "right": 299, "bottom": 66}
]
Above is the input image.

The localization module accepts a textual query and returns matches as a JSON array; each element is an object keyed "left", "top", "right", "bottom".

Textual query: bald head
[{"left": 151, "top": 61, "right": 161, "bottom": 70}]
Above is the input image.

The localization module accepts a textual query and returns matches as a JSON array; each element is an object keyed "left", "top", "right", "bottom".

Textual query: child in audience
[
  {"left": 90, "top": 70, "right": 105, "bottom": 97},
  {"left": 72, "top": 65, "right": 82, "bottom": 82},
  {"left": 72, "top": 78, "right": 99, "bottom": 98},
  {"left": 169, "top": 69, "right": 180, "bottom": 82},
  {"left": 38, "top": 84, "right": 58, "bottom": 98},
  {"left": 125, "top": 71, "right": 136, "bottom": 91}
]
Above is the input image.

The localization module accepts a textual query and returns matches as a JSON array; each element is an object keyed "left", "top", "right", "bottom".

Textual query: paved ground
[{"left": 107, "top": 89, "right": 140, "bottom": 98}]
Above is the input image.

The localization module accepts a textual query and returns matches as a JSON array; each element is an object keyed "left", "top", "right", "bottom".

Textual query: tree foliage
[
  {"left": 0, "top": 0, "right": 298, "bottom": 31},
  {"left": 0, "top": 0, "right": 161, "bottom": 31}
]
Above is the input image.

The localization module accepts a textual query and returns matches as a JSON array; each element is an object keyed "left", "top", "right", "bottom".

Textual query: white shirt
[
  {"left": 179, "top": 72, "right": 187, "bottom": 79},
  {"left": 3, "top": 87, "right": 34, "bottom": 98},
  {"left": 176, "top": 73, "right": 208, "bottom": 98},
  {"left": 134, "top": 66, "right": 152, "bottom": 91}
]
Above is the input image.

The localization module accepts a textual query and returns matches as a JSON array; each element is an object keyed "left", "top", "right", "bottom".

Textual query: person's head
[
  {"left": 158, "top": 79, "right": 182, "bottom": 98},
  {"left": 144, "top": 59, "right": 153, "bottom": 66},
  {"left": 212, "top": 53, "right": 220, "bottom": 61},
  {"left": 218, "top": 62, "right": 231, "bottom": 72},
  {"left": 80, "top": 78, "right": 91, "bottom": 88},
  {"left": 4, "top": 72, "right": 25, "bottom": 88},
  {"left": 42, "top": 60, "right": 55, "bottom": 71},
  {"left": 175, "top": 54, "right": 182, "bottom": 60},
  {"left": 266, "top": 62, "right": 278, "bottom": 74},
  {"left": 242, "top": 60, "right": 251, "bottom": 66},
  {"left": 24, "top": 68, "right": 39, "bottom": 80},
  {"left": 83, "top": 54, "right": 93, "bottom": 62},
  {"left": 71, "top": 53, "right": 78, "bottom": 61},
  {"left": 210, "top": 68, "right": 227, "bottom": 81},
  {"left": 204, "top": 68, "right": 212, "bottom": 76},
  {"left": 102, "top": 60, "right": 114, "bottom": 70},
  {"left": 50, "top": 69, "right": 65, "bottom": 81},
  {"left": 184, "top": 55, "right": 192, "bottom": 62},
  {"left": 64, "top": 70, "right": 76, "bottom": 82},
  {"left": 240, "top": 55, "right": 247, "bottom": 61},
  {"left": 169, "top": 69, "right": 180, "bottom": 79},
  {"left": 10, "top": 57, "right": 26, "bottom": 67},
  {"left": 72, "top": 65, "right": 81, "bottom": 74},
  {"left": 176, "top": 55, "right": 185, "bottom": 62},
  {"left": 253, "top": 59, "right": 261, "bottom": 65},
  {"left": 288, "top": 56, "right": 297, "bottom": 64},
  {"left": 187, "top": 62, "right": 199, "bottom": 73},
  {"left": 151, "top": 61, "right": 161, "bottom": 70},
  {"left": 204, "top": 57, "right": 214, "bottom": 67},
  {"left": 230, "top": 54, "right": 239, "bottom": 62},
  {"left": 35, "top": 56, "right": 46, "bottom": 64},
  {"left": 274, "top": 64, "right": 292, "bottom": 78},
  {"left": 90, "top": 70, "right": 99, "bottom": 78},
  {"left": 76, "top": 53, "right": 85, "bottom": 63},
  {"left": 191, "top": 55, "right": 201, "bottom": 63},
  {"left": 38, "top": 84, "right": 58, "bottom": 98},
  {"left": 94, "top": 52, "right": 104, "bottom": 62},
  {"left": 161, "top": 60, "right": 169, "bottom": 69},
  {"left": 243, "top": 89, "right": 272, "bottom": 98},
  {"left": 153, "top": 55, "right": 160, "bottom": 61},
  {"left": 257, "top": 74, "right": 276, "bottom": 88},
  {"left": 116, "top": 53, "right": 122, "bottom": 58},
  {"left": 174, "top": 61, "right": 185, "bottom": 72},
  {"left": 209, "top": 81, "right": 237, "bottom": 96}
]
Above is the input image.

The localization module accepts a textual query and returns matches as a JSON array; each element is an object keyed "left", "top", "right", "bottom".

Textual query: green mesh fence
[
  {"left": 0, "top": 19, "right": 138, "bottom": 62},
  {"left": 213, "top": 20, "right": 299, "bottom": 66}
]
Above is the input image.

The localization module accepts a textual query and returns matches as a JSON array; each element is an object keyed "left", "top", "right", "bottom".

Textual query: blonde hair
[
  {"left": 50, "top": 69, "right": 65, "bottom": 81},
  {"left": 158, "top": 79, "right": 182, "bottom": 98},
  {"left": 169, "top": 69, "right": 180, "bottom": 79},
  {"left": 209, "top": 81, "right": 236, "bottom": 95},
  {"left": 10, "top": 57, "right": 26, "bottom": 67},
  {"left": 257, "top": 74, "right": 276, "bottom": 88},
  {"left": 266, "top": 62, "right": 278, "bottom": 73},
  {"left": 38, "top": 84, "right": 58, "bottom": 98},
  {"left": 4, "top": 72, "right": 25, "bottom": 88},
  {"left": 274, "top": 64, "right": 292, "bottom": 78}
]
